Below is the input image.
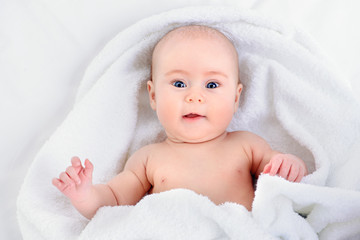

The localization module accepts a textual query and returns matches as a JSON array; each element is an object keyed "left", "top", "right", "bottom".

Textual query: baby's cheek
[
  {"left": 213, "top": 103, "right": 235, "bottom": 126},
  {"left": 156, "top": 101, "right": 178, "bottom": 127}
]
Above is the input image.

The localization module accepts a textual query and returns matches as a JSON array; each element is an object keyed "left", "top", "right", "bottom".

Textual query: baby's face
[{"left": 148, "top": 29, "right": 242, "bottom": 143}]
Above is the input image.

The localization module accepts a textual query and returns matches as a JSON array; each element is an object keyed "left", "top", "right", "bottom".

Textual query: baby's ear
[
  {"left": 234, "top": 83, "right": 243, "bottom": 112},
  {"left": 147, "top": 80, "right": 156, "bottom": 110}
]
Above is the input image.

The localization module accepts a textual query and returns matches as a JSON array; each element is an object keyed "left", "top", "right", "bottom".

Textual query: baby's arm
[
  {"left": 52, "top": 148, "right": 151, "bottom": 219},
  {"left": 241, "top": 132, "right": 307, "bottom": 182}
]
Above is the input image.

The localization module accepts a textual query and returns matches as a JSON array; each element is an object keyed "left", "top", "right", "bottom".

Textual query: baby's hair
[
  {"left": 157, "top": 25, "right": 229, "bottom": 44},
  {"left": 152, "top": 25, "right": 237, "bottom": 58}
]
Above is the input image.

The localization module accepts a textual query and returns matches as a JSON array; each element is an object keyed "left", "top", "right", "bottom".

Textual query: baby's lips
[
  {"left": 183, "top": 113, "right": 205, "bottom": 118},
  {"left": 184, "top": 113, "right": 200, "bottom": 118}
]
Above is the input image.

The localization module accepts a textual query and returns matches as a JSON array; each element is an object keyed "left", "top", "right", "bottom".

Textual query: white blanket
[{"left": 17, "top": 6, "right": 360, "bottom": 239}]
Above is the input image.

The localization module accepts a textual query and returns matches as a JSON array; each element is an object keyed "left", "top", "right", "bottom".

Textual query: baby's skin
[{"left": 53, "top": 25, "right": 308, "bottom": 219}]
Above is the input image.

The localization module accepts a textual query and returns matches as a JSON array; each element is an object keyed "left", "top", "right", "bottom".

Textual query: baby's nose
[{"left": 185, "top": 93, "right": 205, "bottom": 103}]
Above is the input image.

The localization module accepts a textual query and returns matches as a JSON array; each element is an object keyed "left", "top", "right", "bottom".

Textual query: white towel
[{"left": 17, "top": 6, "right": 360, "bottom": 239}]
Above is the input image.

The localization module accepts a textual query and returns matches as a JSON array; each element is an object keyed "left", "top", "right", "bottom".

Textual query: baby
[{"left": 53, "top": 25, "right": 308, "bottom": 220}]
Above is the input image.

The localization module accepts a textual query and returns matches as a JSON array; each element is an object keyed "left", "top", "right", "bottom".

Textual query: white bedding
[{"left": 2, "top": 0, "right": 360, "bottom": 239}]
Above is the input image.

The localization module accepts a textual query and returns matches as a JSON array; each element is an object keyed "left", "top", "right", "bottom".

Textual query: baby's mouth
[{"left": 183, "top": 113, "right": 205, "bottom": 119}]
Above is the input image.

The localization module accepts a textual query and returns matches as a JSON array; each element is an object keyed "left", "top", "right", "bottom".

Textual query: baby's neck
[{"left": 165, "top": 131, "right": 229, "bottom": 147}]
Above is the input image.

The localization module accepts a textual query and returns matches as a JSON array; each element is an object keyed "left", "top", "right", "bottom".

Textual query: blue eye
[
  {"left": 173, "top": 80, "right": 186, "bottom": 88},
  {"left": 206, "top": 82, "right": 219, "bottom": 89}
]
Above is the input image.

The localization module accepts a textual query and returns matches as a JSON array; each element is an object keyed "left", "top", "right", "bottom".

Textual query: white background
[{"left": 1, "top": 0, "right": 359, "bottom": 239}]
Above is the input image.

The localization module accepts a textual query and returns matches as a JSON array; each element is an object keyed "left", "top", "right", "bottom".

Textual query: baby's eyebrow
[
  {"left": 165, "top": 69, "right": 189, "bottom": 76},
  {"left": 205, "top": 71, "right": 228, "bottom": 79},
  {"left": 165, "top": 69, "right": 228, "bottom": 79}
]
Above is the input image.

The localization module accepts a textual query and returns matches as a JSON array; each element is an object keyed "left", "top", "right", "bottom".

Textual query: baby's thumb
[
  {"left": 83, "top": 159, "right": 93, "bottom": 179},
  {"left": 262, "top": 163, "right": 271, "bottom": 174}
]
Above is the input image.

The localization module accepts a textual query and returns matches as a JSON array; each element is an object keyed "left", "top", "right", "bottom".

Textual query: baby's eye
[
  {"left": 173, "top": 80, "right": 187, "bottom": 88},
  {"left": 206, "top": 82, "right": 219, "bottom": 89}
]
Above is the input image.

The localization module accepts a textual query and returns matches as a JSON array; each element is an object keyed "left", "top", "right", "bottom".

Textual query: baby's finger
[
  {"left": 262, "top": 163, "right": 271, "bottom": 174},
  {"left": 59, "top": 171, "right": 74, "bottom": 186},
  {"left": 83, "top": 159, "right": 93, "bottom": 179},
  {"left": 287, "top": 165, "right": 299, "bottom": 182},
  {"left": 71, "top": 156, "right": 83, "bottom": 173},
  {"left": 66, "top": 166, "right": 81, "bottom": 184},
  {"left": 269, "top": 158, "right": 283, "bottom": 176},
  {"left": 52, "top": 178, "right": 66, "bottom": 191},
  {"left": 294, "top": 168, "right": 305, "bottom": 183},
  {"left": 278, "top": 161, "right": 291, "bottom": 179}
]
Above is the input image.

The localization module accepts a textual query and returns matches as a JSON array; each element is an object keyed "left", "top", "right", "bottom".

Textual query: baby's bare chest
[{"left": 147, "top": 147, "right": 251, "bottom": 194}]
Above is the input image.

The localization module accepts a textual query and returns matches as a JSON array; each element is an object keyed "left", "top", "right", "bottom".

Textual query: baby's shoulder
[
  {"left": 127, "top": 142, "right": 167, "bottom": 171},
  {"left": 138, "top": 141, "right": 165, "bottom": 152},
  {"left": 228, "top": 131, "right": 269, "bottom": 149},
  {"left": 228, "top": 130, "right": 261, "bottom": 141},
  {"left": 229, "top": 130, "right": 272, "bottom": 154},
  {"left": 130, "top": 141, "right": 165, "bottom": 159}
]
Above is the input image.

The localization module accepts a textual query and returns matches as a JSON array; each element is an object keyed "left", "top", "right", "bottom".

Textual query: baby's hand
[
  {"left": 262, "top": 154, "right": 307, "bottom": 182},
  {"left": 52, "top": 157, "right": 94, "bottom": 203}
]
